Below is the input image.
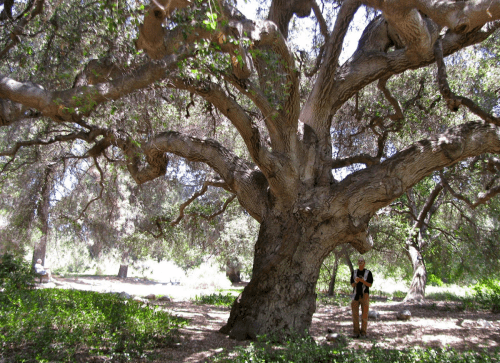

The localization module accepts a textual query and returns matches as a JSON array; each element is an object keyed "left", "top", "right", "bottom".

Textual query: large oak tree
[{"left": 2, "top": 0, "right": 500, "bottom": 340}]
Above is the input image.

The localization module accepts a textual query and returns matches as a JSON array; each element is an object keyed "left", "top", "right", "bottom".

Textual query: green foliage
[
  {"left": 214, "top": 333, "right": 345, "bottom": 362},
  {"left": 428, "top": 274, "right": 445, "bottom": 287},
  {"left": 426, "top": 291, "right": 464, "bottom": 303},
  {"left": 317, "top": 255, "right": 352, "bottom": 293},
  {"left": 470, "top": 279, "right": 500, "bottom": 312},
  {"left": 0, "top": 253, "right": 37, "bottom": 291},
  {"left": 317, "top": 293, "right": 350, "bottom": 307},
  {"left": 392, "top": 290, "right": 407, "bottom": 299},
  {"left": 0, "top": 289, "right": 188, "bottom": 361},
  {"left": 213, "top": 339, "right": 500, "bottom": 363},
  {"left": 193, "top": 292, "right": 236, "bottom": 307},
  {"left": 425, "top": 280, "right": 500, "bottom": 312}
]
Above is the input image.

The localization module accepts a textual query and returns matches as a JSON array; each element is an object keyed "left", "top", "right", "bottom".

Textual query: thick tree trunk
[
  {"left": 220, "top": 214, "right": 331, "bottom": 340},
  {"left": 404, "top": 244, "right": 427, "bottom": 302}
]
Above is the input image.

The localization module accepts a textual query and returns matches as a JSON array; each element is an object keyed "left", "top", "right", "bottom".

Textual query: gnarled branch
[
  {"left": 0, "top": 51, "right": 191, "bottom": 123},
  {"left": 338, "top": 121, "right": 500, "bottom": 219},
  {"left": 127, "top": 131, "right": 268, "bottom": 222}
]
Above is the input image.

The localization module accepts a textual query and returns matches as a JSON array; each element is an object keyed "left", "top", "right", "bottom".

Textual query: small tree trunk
[
  {"left": 118, "top": 264, "right": 128, "bottom": 278},
  {"left": 404, "top": 244, "right": 427, "bottom": 302},
  {"left": 226, "top": 258, "right": 242, "bottom": 283},
  {"left": 31, "top": 166, "right": 52, "bottom": 269},
  {"left": 327, "top": 252, "right": 340, "bottom": 296},
  {"left": 342, "top": 245, "right": 354, "bottom": 274}
]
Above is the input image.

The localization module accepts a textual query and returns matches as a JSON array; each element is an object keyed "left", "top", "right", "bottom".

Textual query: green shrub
[
  {"left": 193, "top": 292, "right": 236, "bottom": 307},
  {"left": 214, "top": 340, "right": 500, "bottom": 363},
  {"left": 426, "top": 291, "right": 464, "bottom": 302},
  {"left": 317, "top": 293, "right": 350, "bottom": 307},
  {"left": 428, "top": 274, "right": 444, "bottom": 287},
  {"left": 470, "top": 279, "right": 500, "bottom": 312},
  {"left": 214, "top": 333, "right": 345, "bottom": 363},
  {"left": 392, "top": 290, "right": 407, "bottom": 299},
  {"left": 0, "top": 288, "right": 188, "bottom": 362},
  {"left": 0, "top": 253, "right": 37, "bottom": 291}
]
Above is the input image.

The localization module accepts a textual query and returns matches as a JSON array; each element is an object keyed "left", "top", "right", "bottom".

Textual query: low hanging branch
[
  {"left": 0, "top": 128, "right": 108, "bottom": 173},
  {"left": 148, "top": 181, "right": 236, "bottom": 238},
  {"left": 441, "top": 176, "right": 500, "bottom": 209},
  {"left": 75, "top": 156, "right": 105, "bottom": 221},
  {"left": 170, "top": 179, "right": 236, "bottom": 226}
]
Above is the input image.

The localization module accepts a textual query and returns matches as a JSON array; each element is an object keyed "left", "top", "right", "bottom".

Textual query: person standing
[{"left": 350, "top": 256, "right": 373, "bottom": 338}]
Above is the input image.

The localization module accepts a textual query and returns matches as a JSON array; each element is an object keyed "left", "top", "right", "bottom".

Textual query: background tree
[
  {"left": 2, "top": 0, "right": 500, "bottom": 340},
  {"left": 370, "top": 163, "right": 500, "bottom": 301}
]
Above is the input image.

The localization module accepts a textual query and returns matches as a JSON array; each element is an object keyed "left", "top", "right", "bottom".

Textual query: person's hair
[
  {"left": 36, "top": 259, "right": 42, "bottom": 263},
  {"left": 357, "top": 257, "right": 365, "bottom": 262}
]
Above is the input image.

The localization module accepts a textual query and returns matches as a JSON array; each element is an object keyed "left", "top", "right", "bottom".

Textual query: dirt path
[{"left": 40, "top": 277, "right": 500, "bottom": 362}]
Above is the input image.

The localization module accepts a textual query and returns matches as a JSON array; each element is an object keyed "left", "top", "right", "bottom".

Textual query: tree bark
[
  {"left": 220, "top": 213, "right": 330, "bottom": 340},
  {"left": 404, "top": 243, "right": 427, "bottom": 302},
  {"left": 403, "top": 184, "right": 443, "bottom": 302},
  {"left": 31, "top": 166, "right": 53, "bottom": 268}
]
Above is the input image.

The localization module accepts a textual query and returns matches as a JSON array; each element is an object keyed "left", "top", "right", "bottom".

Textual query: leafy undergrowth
[
  {"left": 0, "top": 288, "right": 188, "bottom": 362},
  {"left": 193, "top": 292, "right": 237, "bottom": 307},
  {"left": 213, "top": 335, "right": 500, "bottom": 362}
]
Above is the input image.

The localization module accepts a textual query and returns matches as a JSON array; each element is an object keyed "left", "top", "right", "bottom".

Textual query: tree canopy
[{"left": 1, "top": 0, "right": 500, "bottom": 340}]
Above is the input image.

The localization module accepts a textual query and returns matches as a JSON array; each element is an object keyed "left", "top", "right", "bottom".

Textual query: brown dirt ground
[{"left": 40, "top": 276, "right": 500, "bottom": 362}]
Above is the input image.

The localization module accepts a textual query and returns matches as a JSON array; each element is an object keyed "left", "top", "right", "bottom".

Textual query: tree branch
[
  {"left": 325, "top": 20, "right": 500, "bottom": 125},
  {"left": 0, "top": 128, "right": 107, "bottom": 163},
  {"left": 171, "top": 182, "right": 237, "bottom": 226},
  {"left": 129, "top": 131, "right": 269, "bottom": 222},
  {"left": 364, "top": 0, "right": 500, "bottom": 35},
  {"left": 135, "top": 0, "right": 192, "bottom": 59},
  {"left": 415, "top": 182, "right": 443, "bottom": 230},
  {"left": 304, "top": 1, "right": 329, "bottom": 78},
  {"left": 331, "top": 153, "right": 380, "bottom": 169},
  {"left": 0, "top": 51, "right": 190, "bottom": 123},
  {"left": 434, "top": 38, "right": 500, "bottom": 126},
  {"left": 300, "top": 0, "right": 361, "bottom": 139},
  {"left": 75, "top": 156, "right": 105, "bottom": 220},
  {"left": 337, "top": 121, "right": 500, "bottom": 221},
  {"left": 169, "top": 77, "right": 272, "bottom": 169},
  {"left": 0, "top": 0, "right": 45, "bottom": 59},
  {"left": 441, "top": 174, "right": 500, "bottom": 209}
]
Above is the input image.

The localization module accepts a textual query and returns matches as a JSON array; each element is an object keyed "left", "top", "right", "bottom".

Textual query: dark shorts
[{"left": 38, "top": 271, "right": 48, "bottom": 275}]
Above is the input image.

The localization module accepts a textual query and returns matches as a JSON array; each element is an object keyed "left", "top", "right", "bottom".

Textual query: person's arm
[
  {"left": 359, "top": 271, "right": 373, "bottom": 287},
  {"left": 350, "top": 271, "right": 358, "bottom": 288},
  {"left": 359, "top": 279, "right": 372, "bottom": 288}
]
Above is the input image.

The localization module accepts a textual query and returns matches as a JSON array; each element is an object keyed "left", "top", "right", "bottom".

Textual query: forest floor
[{"left": 40, "top": 276, "right": 500, "bottom": 362}]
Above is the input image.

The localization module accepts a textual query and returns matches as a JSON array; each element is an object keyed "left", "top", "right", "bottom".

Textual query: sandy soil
[{"left": 38, "top": 276, "right": 500, "bottom": 362}]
